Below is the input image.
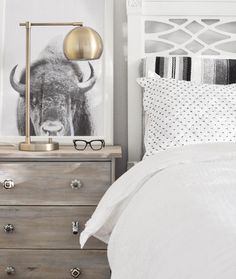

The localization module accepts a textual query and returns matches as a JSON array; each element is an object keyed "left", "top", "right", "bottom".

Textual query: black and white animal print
[{"left": 10, "top": 38, "right": 96, "bottom": 136}]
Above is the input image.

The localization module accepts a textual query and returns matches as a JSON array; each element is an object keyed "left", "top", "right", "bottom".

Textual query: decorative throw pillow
[
  {"left": 143, "top": 56, "right": 236, "bottom": 84},
  {"left": 137, "top": 72, "right": 236, "bottom": 157}
]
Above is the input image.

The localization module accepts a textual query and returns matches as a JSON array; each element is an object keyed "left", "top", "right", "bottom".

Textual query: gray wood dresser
[{"left": 0, "top": 145, "right": 122, "bottom": 279}]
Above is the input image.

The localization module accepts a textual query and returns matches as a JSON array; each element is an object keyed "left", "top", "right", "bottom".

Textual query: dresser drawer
[
  {"left": 0, "top": 206, "right": 105, "bottom": 249},
  {"left": 0, "top": 249, "right": 110, "bottom": 279},
  {"left": 0, "top": 162, "right": 111, "bottom": 205}
]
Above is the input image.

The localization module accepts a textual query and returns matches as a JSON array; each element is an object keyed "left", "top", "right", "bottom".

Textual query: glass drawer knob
[
  {"left": 4, "top": 224, "right": 15, "bottom": 233},
  {"left": 6, "top": 266, "right": 15, "bottom": 275},
  {"left": 3, "top": 179, "right": 15, "bottom": 189},
  {"left": 70, "top": 179, "right": 82, "bottom": 189},
  {"left": 71, "top": 267, "right": 81, "bottom": 278},
  {"left": 72, "top": 221, "right": 79, "bottom": 235}
]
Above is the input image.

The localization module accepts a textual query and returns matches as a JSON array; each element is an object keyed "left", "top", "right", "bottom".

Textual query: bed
[{"left": 81, "top": 0, "right": 236, "bottom": 278}]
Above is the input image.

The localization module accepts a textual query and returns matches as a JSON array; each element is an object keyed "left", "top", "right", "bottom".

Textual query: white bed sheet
[{"left": 81, "top": 143, "right": 236, "bottom": 279}]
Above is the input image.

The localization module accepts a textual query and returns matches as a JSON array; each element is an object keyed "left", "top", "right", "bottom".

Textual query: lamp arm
[
  {"left": 20, "top": 22, "right": 83, "bottom": 27},
  {"left": 25, "top": 21, "right": 31, "bottom": 144}
]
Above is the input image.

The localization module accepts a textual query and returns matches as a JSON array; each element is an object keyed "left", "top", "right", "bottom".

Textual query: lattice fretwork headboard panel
[
  {"left": 145, "top": 18, "right": 236, "bottom": 58},
  {"left": 127, "top": 0, "right": 236, "bottom": 163}
]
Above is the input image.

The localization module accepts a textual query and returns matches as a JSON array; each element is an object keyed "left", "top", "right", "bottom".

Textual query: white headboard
[{"left": 127, "top": 0, "right": 236, "bottom": 163}]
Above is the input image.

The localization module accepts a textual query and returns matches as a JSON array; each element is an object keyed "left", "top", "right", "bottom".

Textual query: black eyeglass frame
[{"left": 73, "top": 139, "right": 105, "bottom": 151}]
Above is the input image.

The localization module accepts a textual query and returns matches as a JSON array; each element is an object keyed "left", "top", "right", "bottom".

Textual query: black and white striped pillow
[{"left": 143, "top": 56, "right": 236, "bottom": 85}]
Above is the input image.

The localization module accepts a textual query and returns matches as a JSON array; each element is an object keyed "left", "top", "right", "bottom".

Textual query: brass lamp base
[{"left": 19, "top": 141, "right": 59, "bottom": 152}]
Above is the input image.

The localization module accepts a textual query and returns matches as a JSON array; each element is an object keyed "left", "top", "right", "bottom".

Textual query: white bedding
[{"left": 81, "top": 143, "right": 236, "bottom": 279}]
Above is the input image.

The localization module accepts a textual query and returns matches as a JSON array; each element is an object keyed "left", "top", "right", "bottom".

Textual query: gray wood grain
[
  {"left": 0, "top": 206, "right": 106, "bottom": 249},
  {"left": 0, "top": 249, "right": 110, "bottom": 279},
  {"left": 0, "top": 147, "right": 121, "bottom": 279},
  {"left": 0, "top": 162, "right": 111, "bottom": 205},
  {"left": 0, "top": 145, "right": 122, "bottom": 161}
]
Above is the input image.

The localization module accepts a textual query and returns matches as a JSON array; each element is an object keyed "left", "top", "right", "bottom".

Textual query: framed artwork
[{"left": 0, "top": 0, "right": 113, "bottom": 145}]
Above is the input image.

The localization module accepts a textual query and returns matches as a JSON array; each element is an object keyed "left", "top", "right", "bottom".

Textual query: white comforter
[{"left": 81, "top": 143, "right": 236, "bottom": 279}]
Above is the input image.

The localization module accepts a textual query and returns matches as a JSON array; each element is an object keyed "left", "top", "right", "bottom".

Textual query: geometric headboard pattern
[
  {"left": 127, "top": 0, "right": 236, "bottom": 163},
  {"left": 145, "top": 18, "right": 236, "bottom": 57},
  {"left": 144, "top": 17, "right": 236, "bottom": 56}
]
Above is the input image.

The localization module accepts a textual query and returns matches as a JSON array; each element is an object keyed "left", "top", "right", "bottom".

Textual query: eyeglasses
[{"left": 73, "top": 139, "right": 105, "bottom": 151}]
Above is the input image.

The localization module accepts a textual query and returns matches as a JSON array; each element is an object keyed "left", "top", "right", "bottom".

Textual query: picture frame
[{"left": 0, "top": 0, "right": 113, "bottom": 146}]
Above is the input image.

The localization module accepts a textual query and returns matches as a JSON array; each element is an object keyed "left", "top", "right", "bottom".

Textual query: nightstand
[{"left": 0, "top": 145, "right": 122, "bottom": 279}]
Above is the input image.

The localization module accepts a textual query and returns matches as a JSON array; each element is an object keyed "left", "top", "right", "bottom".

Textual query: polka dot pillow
[{"left": 137, "top": 72, "right": 236, "bottom": 157}]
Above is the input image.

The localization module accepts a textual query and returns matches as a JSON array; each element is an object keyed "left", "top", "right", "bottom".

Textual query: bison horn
[
  {"left": 10, "top": 65, "right": 25, "bottom": 96},
  {"left": 78, "top": 62, "right": 96, "bottom": 93}
]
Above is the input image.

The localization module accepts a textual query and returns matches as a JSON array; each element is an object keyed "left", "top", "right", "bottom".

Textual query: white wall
[{"left": 114, "top": 0, "right": 128, "bottom": 177}]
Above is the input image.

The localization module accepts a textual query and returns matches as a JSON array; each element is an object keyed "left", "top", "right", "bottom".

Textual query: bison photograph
[
  {"left": 0, "top": 0, "right": 109, "bottom": 140},
  {"left": 9, "top": 40, "right": 96, "bottom": 137}
]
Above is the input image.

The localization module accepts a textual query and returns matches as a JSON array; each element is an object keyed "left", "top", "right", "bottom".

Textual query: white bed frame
[{"left": 127, "top": 0, "right": 236, "bottom": 164}]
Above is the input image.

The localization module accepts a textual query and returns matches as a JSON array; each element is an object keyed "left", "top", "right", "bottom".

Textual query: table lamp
[{"left": 18, "top": 21, "right": 103, "bottom": 151}]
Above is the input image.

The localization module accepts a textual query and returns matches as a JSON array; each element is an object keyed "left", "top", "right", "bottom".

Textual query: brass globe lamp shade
[{"left": 63, "top": 26, "right": 103, "bottom": 60}]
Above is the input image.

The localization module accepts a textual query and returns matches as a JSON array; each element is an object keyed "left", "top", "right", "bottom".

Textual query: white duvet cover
[{"left": 81, "top": 143, "right": 236, "bottom": 279}]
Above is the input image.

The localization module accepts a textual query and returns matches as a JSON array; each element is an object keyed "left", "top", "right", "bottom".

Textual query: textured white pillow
[{"left": 137, "top": 72, "right": 236, "bottom": 157}]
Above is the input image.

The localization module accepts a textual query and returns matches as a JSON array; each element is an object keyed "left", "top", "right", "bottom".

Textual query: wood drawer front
[
  {"left": 0, "top": 250, "right": 110, "bottom": 279},
  {"left": 0, "top": 206, "right": 105, "bottom": 249},
  {"left": 0, "top": 162, "right": 111, "bottom": 205}
]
